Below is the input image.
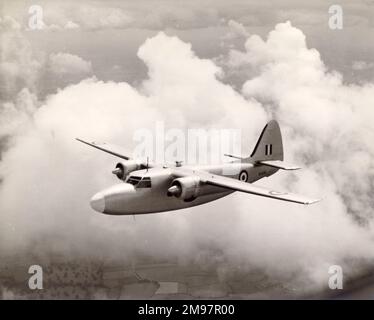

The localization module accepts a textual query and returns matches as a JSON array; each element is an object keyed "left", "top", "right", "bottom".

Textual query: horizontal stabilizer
[{"left": 258, "top": 160, "right": 301, "bottom": 170}]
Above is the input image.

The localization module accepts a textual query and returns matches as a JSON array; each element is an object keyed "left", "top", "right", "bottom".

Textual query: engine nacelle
[
  {"left": 167, "top": 176, "right": 201, "bottom": 201},
  {"left": 112, "top": 160, "right": 142, "bottom": 180}
]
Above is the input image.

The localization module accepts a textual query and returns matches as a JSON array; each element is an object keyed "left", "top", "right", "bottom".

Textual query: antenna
[
  {"left": 133, "top": 157, "right": 149, "bottom": 189},
  {"left": 224, "top": 153, "right": 244, "bottom": 160},
  {"left": 175, "top": 160, "right": 183, "bottom": 167}
]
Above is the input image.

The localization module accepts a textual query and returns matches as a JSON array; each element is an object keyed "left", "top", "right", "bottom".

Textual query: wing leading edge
[{"left": 76, "top": 138, "right": 131, "bottom": 160}]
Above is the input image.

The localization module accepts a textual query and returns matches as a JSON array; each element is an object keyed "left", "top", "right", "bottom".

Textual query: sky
[{"left": 1, "top": 0, "right": 374, "bottom": 295}]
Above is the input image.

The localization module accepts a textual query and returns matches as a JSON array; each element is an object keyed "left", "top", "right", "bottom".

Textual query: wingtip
[
  {"left": 75, "top": 138, "right": 91, "bottom": 145},
  {"left": 76, "top": 137, "right": 89, "bottom": 144},
  {"left": 305, "top": 198, "right": 322, "bottom": 205}
]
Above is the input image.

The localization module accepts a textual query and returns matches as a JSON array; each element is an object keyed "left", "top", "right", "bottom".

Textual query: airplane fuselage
[{"left": 90, "top": 162, "right": 278, "bottom": 215}]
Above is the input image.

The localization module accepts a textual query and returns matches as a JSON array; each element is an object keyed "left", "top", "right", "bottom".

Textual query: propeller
[
  {"left": 112, "top": 165, "right": 124, "bottom": 179},
  {"left": 167, "top": 185, "right": 182, "bottom": 197}
]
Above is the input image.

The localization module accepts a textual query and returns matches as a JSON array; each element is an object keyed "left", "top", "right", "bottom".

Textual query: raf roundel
[{"left": 239, "top": 170, "right": 248, "bottom": 182}]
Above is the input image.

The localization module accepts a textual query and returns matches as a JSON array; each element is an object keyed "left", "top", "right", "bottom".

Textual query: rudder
[{"left": 248, "top": 120, "right": 283, "bottom": 162}]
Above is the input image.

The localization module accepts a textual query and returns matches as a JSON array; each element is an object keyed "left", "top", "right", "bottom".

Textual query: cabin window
[{"left": 127, "top": 176, "right": 151, "bottom": 188}]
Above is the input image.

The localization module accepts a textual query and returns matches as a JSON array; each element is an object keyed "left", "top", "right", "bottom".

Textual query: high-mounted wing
[
  {"left": 205, "top": 175, "right": 319, "bottom": 205},
  {"left": 76, "top": 138, "right": 131, "bottom": 160},
  {"left": 172, "top": 169, "right": 320, "bottom": 205}
]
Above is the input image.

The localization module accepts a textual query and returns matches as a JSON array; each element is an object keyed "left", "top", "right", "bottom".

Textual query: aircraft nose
[{"left": 90, "top": 192, "right": 105, "bottom": 213}]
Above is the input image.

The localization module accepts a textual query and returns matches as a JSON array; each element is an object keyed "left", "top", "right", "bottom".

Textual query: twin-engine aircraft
[{"left": 77, "top": 120, "right": 320, "bottom": 215}]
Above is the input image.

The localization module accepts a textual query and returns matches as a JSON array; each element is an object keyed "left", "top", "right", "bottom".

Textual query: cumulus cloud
[
  {"left": 0, "top": 88, "right": 37, "bottom": 139},
  {"left": 0, "top": 15, "right": 90, "bottom": 98},
  {"left": 238, "top": 22, "right": 374, "bottom": 223},
  {"left": 1, "top": 23, "right": 374, "bottom": 293},
  {"left": 219, "top": 20, "right": 250, "bottom": 51},
  {"left": 226, "top": 20, "right": 250, "bottom": 39},
  {"left": 70, "top": 6, "right": 133, "bottom": 30},
  {"left": 0, "top": 16, "right": 94, "bottom": 143},
  {"left": 64, "top": 21, "right": 80, "bottom": 30},
  {"left": 48, "top": 52, "right": 92, "bottom": 76},
  {"left": 0, "top": 15, "right": 21, "bottom": 30},
  {"left": 352, "top": 60, "right": 374, "bottom": 71},
  {"left": 0, "top": 16, "right": 44, "bottom": 100},
  {"left": 3, "top": 0, "right": 373, "bottom": 36},
  {"left": 1, "top": 287, "right": 15, "bottom": 300}
]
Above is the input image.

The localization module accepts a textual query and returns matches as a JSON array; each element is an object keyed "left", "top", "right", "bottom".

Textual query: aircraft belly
[
  {"left": 105, "top": 186, "right": 233, "bottom": 215},
  {"left": 136, "top": 191, "right": 233, "bottom": 214}
]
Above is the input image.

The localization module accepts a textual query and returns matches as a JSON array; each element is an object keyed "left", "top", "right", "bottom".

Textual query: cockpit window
[
  {"left": 127, "top": 176, "right": 151, "bottom": 188},
  {"left": 127, "top": 176, "right": 141, "bottom": 185}
]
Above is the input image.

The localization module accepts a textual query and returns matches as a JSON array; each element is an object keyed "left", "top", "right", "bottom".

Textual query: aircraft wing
[
  {"left": 76, "top": 138, "right": 131, "bottom": 160},
  {"left": 172, "top": 169, "right": 320, "bottom": 205}
]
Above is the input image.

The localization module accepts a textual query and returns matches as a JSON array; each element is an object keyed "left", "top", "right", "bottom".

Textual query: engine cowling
[
  {"left": 167, "top": 176, "right": 201, "bottom": 201},
  {"left": 112, "top": 160, "right": 142, "bottom": 180}
]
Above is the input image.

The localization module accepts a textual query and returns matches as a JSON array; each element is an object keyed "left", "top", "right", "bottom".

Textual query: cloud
[
  {"left": 219, "top": 20, "right": 250, "bottom": 50},
  {"left": 138, "top": 32, "right": 266, "bottom": 127},
  {"left": 1, "top": 23, "right": 374, "bottom": 293},
  {"left": 4, "top": 0, "right": 373, "bottom": 33},
  {"left": 71, "top": 6, "right": 133, "bottom": 30},
  {"left": 1, "top": 287, "right": 15, "bottom": 300},
  {"left": 227, "top": 20, "right": 250, "bottom": 38},
  {"left": 352, "top": 60, "right": 374, "bottom": 71},
  {"left": 237, "top": 22, "right": 374, "bottom": 221},
  {"left": 0, "top": 17, "right": 94, "bottom": 143},
  {"left": 48, "top": 52, "right": 92, "bottom": 76},
  {"left": 0, "top": 17, "right": 44, "bottom": 100},
  {"left": 0, "top": 88, "right": 37, "bottom": 139},
  {"left": 64, "top": 21, "right": 80, "bottom": 30},
  {"left": 0, "top": 15, "right": 21, "bottom": 30},
  {"left": 0, "top": 15, "right": 90, "bottom": 101}
]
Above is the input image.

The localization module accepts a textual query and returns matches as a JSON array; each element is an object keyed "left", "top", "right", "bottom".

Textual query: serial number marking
[
  {"left": 182, "top": 304, "right": 235, "bottom": 315},
  {"left": 138, "top": 304, "right": 235, "bottom": 317}
]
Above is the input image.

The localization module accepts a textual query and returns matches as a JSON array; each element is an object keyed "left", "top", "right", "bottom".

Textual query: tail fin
[{"left": 248, "top": 120, "right": 283, "bottom": 162}]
